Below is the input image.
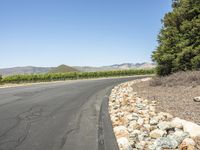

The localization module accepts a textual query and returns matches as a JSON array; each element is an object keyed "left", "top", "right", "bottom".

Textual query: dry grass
[
  {"left": 150, "top": 71, "right": 200, "bottom": 87},
  {"left": 132, "top": 71, "right": 200, "bottom": 125}
]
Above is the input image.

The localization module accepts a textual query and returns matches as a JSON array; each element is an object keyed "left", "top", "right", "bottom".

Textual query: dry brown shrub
[{"left": 150, "top": 71, "right": 200, "bottom": 87}]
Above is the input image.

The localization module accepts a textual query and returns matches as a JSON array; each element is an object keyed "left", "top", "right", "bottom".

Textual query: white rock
[
  {"left": 135, "top": 141, "right": 146, "bottom": 150},
  {"left": 135, "top": 103, "right": 146, "bottom": 110},
  {"left": 182, "top": 138, "right": 196, "bottom": 146},
  {"left": 143, "top": 124, "right": 151, "bottom": 131},
  {"left": 132, "top": 129, "right": 141, "bottom": 135},
  {"left": 127, "top": 114, "right": 134, "bottom": 121},
  {"left": 113, "top": 126, "right": 129, "bottom": 138},
  {"left": 128, "top": 121, "right": 138, "bottom": 131},
  {"left": 150, "top": 129, "right": 166, "bottom": 139},
  {"left": 157, "top": 113, "right": 166, "bottom": 121},
  {"left": 170, "top": 121, "right": 183, "bottom": 129},
  {"left": 179, "top": 138, "right": 196, "bottom": 150},
  {"left": 157, "top": 121, "right": 171, "bottom": 130},
  {"left": 149, "top": 106, "right": 155, "bottom": 112},
  {"left": 129, "top": 113, "right": 139, "bottom": 121},
  {"left": 138, "top": 132, "right": 149, "bottom": 141},
  {"left": 137, "top": 118, "right": 144, "bottom": 126},
  {"left": 148, "top": 143, "right": 156, "bottom": 150},
  {"left": 151, "top": 100, "right": 157, "bottom": 104},
  {"left": 150, "top": 117, "right": 159, "bottom": 125},
  {"left": 113, "top": 105, "right": 120, "bottom": 110},
  {"left": 194, "top": 96, "right": 200, "bottom": 102},
  {"left": 172, "top": 117, "right": 200, "bottom": 138},
  {"left": 117, "top": 137, "right": 132, "bottom": 150}
]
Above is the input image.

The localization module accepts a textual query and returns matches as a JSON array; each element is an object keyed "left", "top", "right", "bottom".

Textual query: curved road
[{"left": 0, "top": 77, "right": 144, "bottom": 150}]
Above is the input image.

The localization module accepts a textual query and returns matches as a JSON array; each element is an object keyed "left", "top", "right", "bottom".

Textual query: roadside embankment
[{"left": 109, "top": 78, "right": 200, "bottom": 150}]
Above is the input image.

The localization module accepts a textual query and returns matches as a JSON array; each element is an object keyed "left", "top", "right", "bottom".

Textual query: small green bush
[{"left": 0, "top": 75, "right": 2, "bottom": 84}]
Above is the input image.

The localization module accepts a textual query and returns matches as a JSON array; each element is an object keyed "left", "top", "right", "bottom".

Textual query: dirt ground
[{"left": 132, "top": 80, "right": 200, "bottom": 125}]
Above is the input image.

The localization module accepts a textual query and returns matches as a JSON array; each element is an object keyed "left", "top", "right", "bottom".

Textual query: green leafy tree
[{"left": 152, "top": 0, "right": 200, "bottom": 76}]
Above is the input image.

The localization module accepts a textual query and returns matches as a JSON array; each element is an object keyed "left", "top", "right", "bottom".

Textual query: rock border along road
[
  {"left": 109, "top": 79, "right": 200, "bottom": 150},
  {"left": 0, "top": 76, "right": 147, "bottom": 150}
]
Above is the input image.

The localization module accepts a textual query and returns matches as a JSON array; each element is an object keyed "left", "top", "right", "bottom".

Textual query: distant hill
[
  {"left": 74, "top": 62, "right": 156, "bottom": 72},
  {"left": 110, "top": 62, "right": 155, "bottom": 70},
  {"left": 49, "top": 65, "right": 79, "bottom": 73},
  {"left": 0, "top": 66, "right": 52, "bottom": 76},
  {"left": 0, "top": 62, "right": 155, "bottom": 76}
]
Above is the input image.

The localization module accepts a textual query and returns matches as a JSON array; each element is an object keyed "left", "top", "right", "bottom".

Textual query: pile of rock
[{"left": 109, "top": 78, "right": 200, "bottom": 150}]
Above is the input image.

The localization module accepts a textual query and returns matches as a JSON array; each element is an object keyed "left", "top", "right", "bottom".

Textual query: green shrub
[
  {"left": 0, "top": 75, "right": 2, "bottom": 84},
  {"left": 1, "top": 69, "right": 155, "bottom": 84}
]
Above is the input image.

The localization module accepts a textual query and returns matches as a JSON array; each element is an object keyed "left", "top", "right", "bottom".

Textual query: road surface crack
[{"left": 0, "top": 105, "right": 44, "bottom": 150}]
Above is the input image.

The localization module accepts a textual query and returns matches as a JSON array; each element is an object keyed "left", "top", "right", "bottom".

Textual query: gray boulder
[{"left": 153, "top": 137, "right": 179, "bottom": 150}]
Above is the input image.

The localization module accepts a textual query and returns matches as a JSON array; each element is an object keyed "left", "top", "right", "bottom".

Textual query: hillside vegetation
[
  {"left": 150, "top": 71, "right": 200, "bottom": 87},
  {"left": 152, "top": 0, "right": 200, "bottom": 76},
  {"left": 0, "top": 69, "right": 155, "bottom": 84},
  {"left": 49, "top": 64, "right": 79, "bottom": 73}
]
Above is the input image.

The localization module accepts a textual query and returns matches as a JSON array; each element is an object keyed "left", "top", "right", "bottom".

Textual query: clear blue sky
[{"left": 0, "top": 0, "right": 172, "bottom": 68}]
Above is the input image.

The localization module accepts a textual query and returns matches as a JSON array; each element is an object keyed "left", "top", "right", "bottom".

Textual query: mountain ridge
[{"left": 0, "top": 62, "right": 155, "bottom": 76}]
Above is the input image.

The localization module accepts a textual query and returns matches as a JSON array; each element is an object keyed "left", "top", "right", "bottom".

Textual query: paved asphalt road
[{"left": 0, "top": 77, "right": 145, "bottom": 150}]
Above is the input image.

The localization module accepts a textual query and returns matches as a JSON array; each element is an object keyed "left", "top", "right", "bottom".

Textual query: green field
[{"left": 0, "top": 69, "right": 155, "bottom": 84}]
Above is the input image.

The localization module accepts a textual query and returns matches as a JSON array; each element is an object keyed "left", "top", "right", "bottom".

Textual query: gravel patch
[{"left": 132, "top": 80, "right": 200, "bottom": 125}]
